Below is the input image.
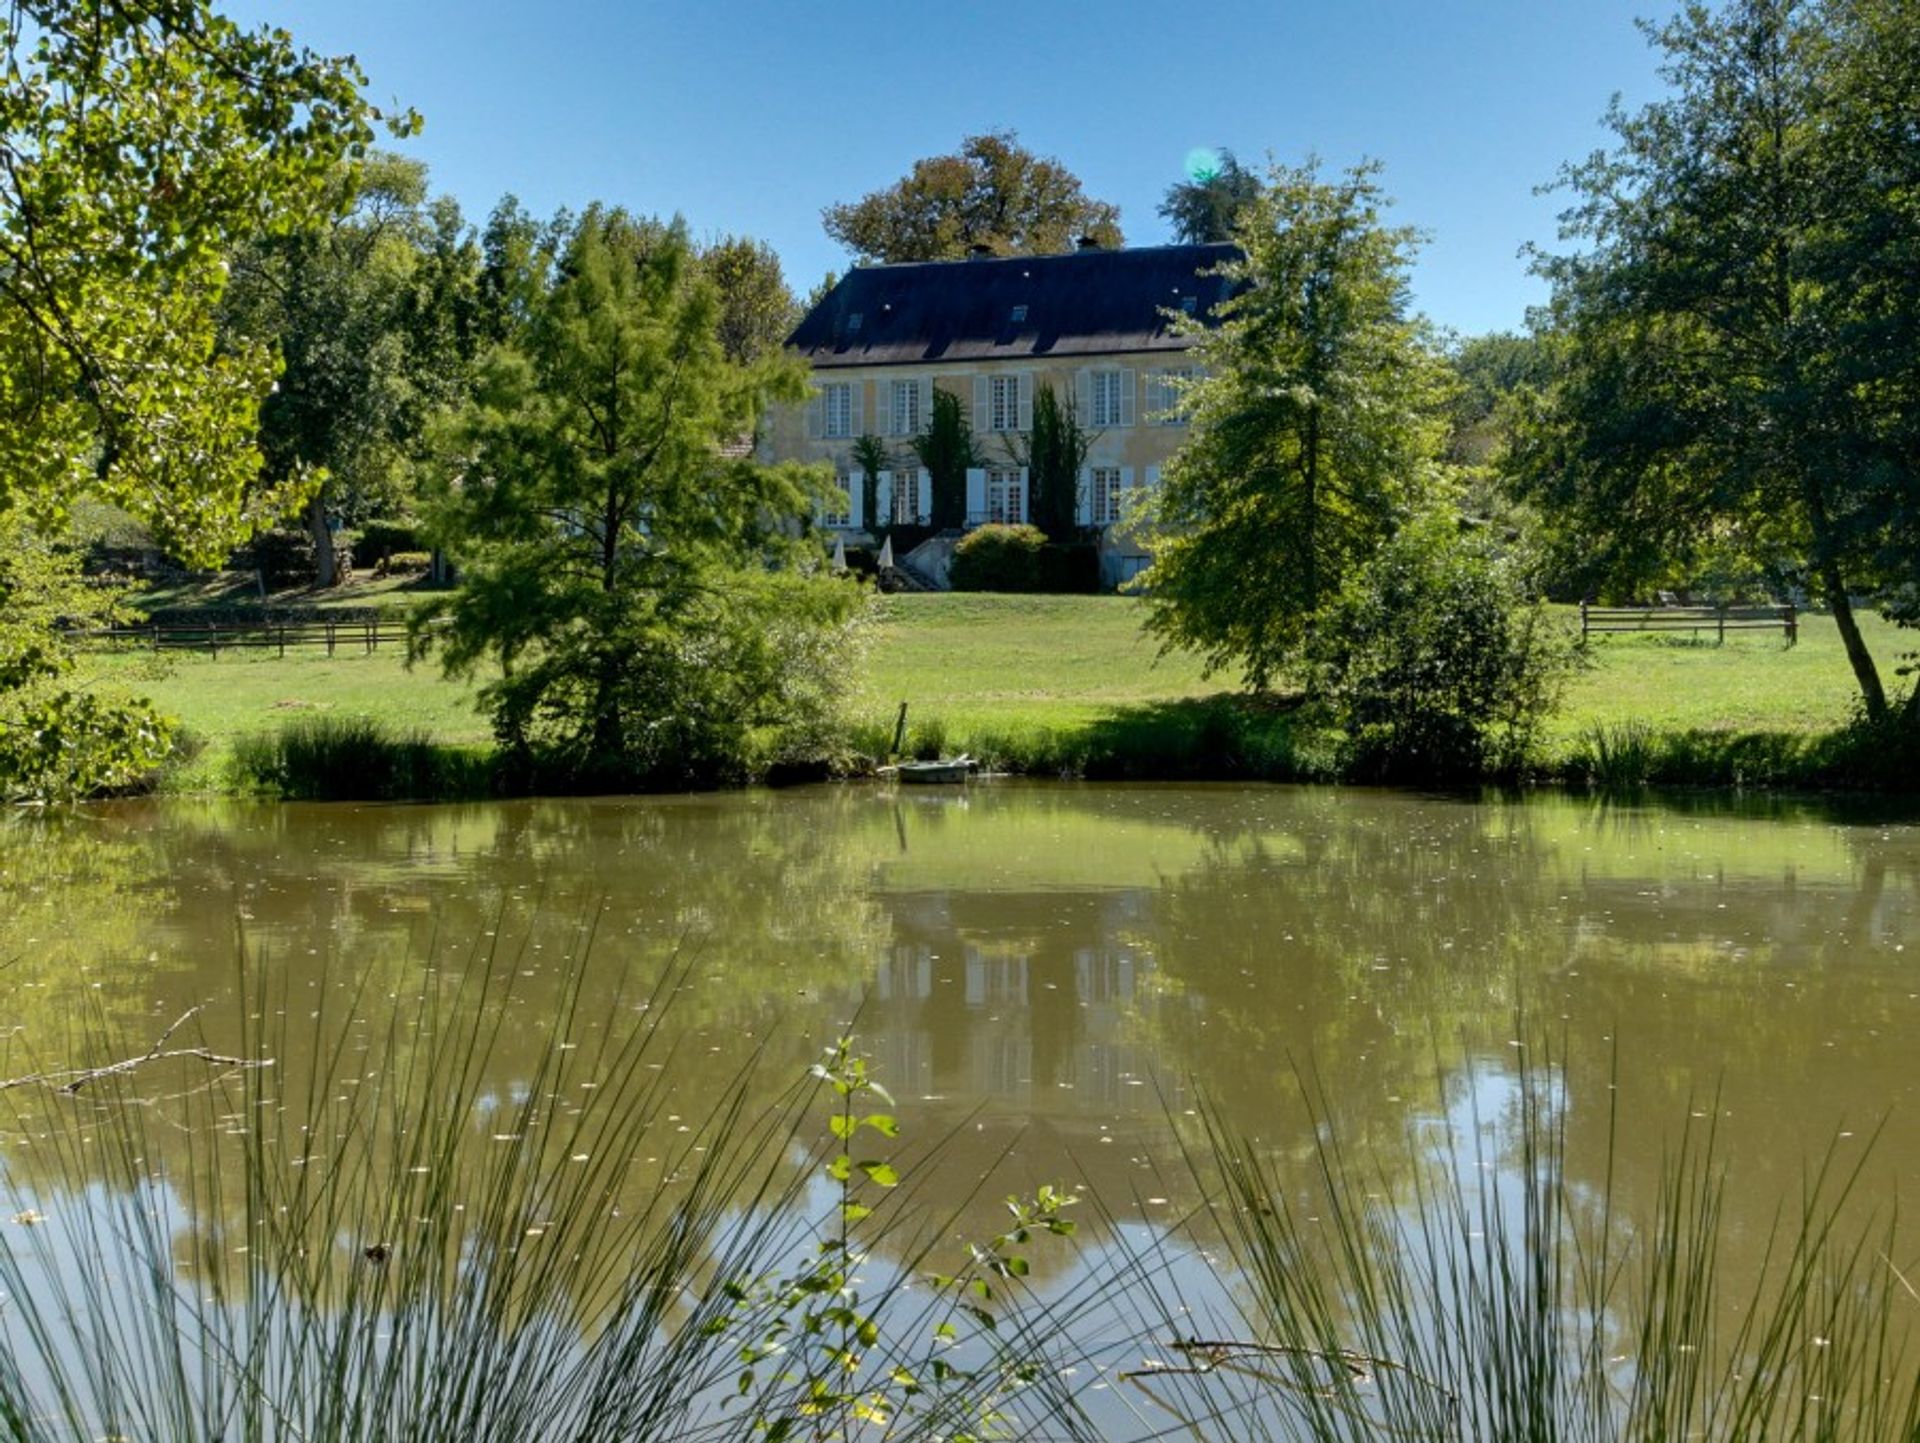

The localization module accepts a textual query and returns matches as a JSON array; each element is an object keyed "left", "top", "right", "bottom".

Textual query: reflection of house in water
[{"left": 864, "top": 888, "right": 1168, "bottom": 1116}]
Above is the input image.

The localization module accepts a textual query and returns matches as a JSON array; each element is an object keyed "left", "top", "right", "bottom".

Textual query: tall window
[
  {"left": 893, "top": 468, "right": 924, "bottom": 524},
  {"left": 824, "top": 471, "right": 852, "bottom": 527},
  {"left": 1090, "top": 370, "right": 1128, "bottom": 427},
  {"left": 823, "top": 382, "right": 853, "bottom": 438},
  {"left": 890, "top": 378, "right": 921, "bottom": 436},
  {"left": 1149, "top": 368, "right": 1193, "bottom": 425},
  {"left": 987, "top": 467, "right": 1024, "bottom": 524},
  {"left": 990, "top": 375, "right": 1021, "bottom": 432},
  {"left": 1091, "top": 467, "right": 1124, "bottom": 525}
]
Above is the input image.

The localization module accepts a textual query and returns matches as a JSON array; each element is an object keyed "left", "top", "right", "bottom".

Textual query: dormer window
[
  {"left": 847, "top": 312, "right": 863, "bottom": 332},
  {"left": 1010, "top": 304, "right": 1028, "bottom": 324},
  {"left": 1180, "top": 295, "right": 1197, "bottom": 316}
]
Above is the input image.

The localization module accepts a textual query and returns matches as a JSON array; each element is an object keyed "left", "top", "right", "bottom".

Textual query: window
[
  {"left": 889, "top": 378, "right": 921, "bottom": 437},
  {"left": 822, "top": 382, "right": 853, "bottom": 438},
  {"left": 990, "top": 374, "right": 1021, "bottom": 432},
  {"left": 823, "top": 472, "right": 852, "bottom": 527},
  {"left": 1009, "top": 304, "right": 1028, "bottom": 324},
  {"left": 1091, "top": 467, "right": 1124, "bottom": 525},
  {"left": 893, "top": 468, "right": 924, "bottom": 524},
  {"left": 987, "top": 467, "right": 1024, "bottom": 524},
  {"left": 1150, "top": 368, "right": 1193, "bottom": 425},
  {"left": 1090, "top": 370, "right": 1128, "bottom": 428}
]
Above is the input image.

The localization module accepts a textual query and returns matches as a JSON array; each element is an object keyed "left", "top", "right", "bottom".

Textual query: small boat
[{"left": 885, "top": 756, "right": 977, "bottom": 785}]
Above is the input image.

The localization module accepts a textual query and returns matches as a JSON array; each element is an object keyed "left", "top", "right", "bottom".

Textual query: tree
[
  {"left": 1007, "top": 382, "right": 1090, "bottom": 543},
  {"left": 221, "top": 154, "right": 473, "bottom": 586},
  {"left": 1159, "top": 148, "right": 1264, "bottom": 244},
  {"left": 1137, "top": 161, "right": 1451, "bottom": 690},
  {"left": 1519, "top": 0, "right": 1920, "bottom": 721},
  {"left": 697, "top": 235, "right": 800, "bottom": 366},
  {"left": 415, "top": 209, "right": 862, "bottom": 785},
  {"left": 822, "top": 131, "right": 1122, "bottom": 263},
  {"left": 0, "top": 0, "right": 396, "bottom": 796},
  {"left": 911, "top": 388, "right": 979, "bottom": 531},
  {"left": 850, "top": 434, "right": 891, "bottom": 534}
]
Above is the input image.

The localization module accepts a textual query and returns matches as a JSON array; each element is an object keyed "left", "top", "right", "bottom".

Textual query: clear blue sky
[{"left": 233, "top": 0, "right": 1679, "bottom": 337}]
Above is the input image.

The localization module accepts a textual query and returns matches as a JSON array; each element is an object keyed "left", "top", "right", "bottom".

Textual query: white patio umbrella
[
  {"left": 830, "top": 536, "right": 848, "bottom": 573},
  {"left": 877, "top": 536, "right": 894, "bottom": 570}
]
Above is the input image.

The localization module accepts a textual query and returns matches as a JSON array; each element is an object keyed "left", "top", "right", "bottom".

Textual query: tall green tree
[
  {"left": 1138, "top": 161, "right": 1450, "bottom": 690},
  {"left": 822, "top": 131, "right": 1122, "bottom": 263},
  {"left": 222, "top": 154, "right": 474, "bottom": 586},
  {"left": 911, "top": 388, "right": 979, "bottom": 531},
  {"left": 1519, "top": 0, "right": 1920, "bottom": 720},
  {"left": 698, "top": 235, "right": 800, "bottom": 366},
  {"left": 1007, "top": 382, "right": 1090, "bottom": 543},
  {"left": 0, "top": 0, "right": 396, "bottom": 796},
  {"left": 1159, "top": 148, "right": 1264, "bottom": 244},
  {"left": 415, "top": 209, "right": 861, "bottom": 784}
]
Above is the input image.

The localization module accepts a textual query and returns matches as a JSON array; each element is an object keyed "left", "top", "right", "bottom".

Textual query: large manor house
[{"left": 762, "top": 240, "right": 1234, "bottom": 589}]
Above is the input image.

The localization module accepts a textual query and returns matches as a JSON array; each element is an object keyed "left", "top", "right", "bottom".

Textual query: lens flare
[{"left": 1184, "top": 146, "right": 1223, "bottom": 184}]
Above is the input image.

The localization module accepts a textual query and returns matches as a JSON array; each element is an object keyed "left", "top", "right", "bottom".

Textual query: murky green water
[{"left": 1, "top": 783, "right": 1916, "bottom": 1429}]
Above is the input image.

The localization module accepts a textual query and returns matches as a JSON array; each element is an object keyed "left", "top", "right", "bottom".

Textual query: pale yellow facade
[{"left": 760, "top": 354, "right": 1197, "bottom": 585}]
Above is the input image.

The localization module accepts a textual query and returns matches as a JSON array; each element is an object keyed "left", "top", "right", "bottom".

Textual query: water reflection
[{"left": 1, "top": 784, "right": 1915, "bottom": 1270}]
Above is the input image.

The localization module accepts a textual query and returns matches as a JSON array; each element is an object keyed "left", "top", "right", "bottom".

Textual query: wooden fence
[
  {"left": 74, "top": 616, "right": 430, "bottom": 657},
  {"left": 1579, "top": 602, "right": 1797, "bottom": 645}
]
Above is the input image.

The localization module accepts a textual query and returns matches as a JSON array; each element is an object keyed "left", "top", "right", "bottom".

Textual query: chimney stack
[
  {"left": 966, "top": 243, "right": 994, "bottom": 261},
  {"left": 1076, "top": 235, "right": 1104, "bottom": 251}
]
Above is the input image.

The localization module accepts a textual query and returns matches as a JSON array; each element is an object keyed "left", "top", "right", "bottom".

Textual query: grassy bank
[{"left": 78, "top": 593, "right": 1916, "bottom": 796}]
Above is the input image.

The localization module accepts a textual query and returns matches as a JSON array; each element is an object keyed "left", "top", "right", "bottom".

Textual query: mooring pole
[{"left": 892, "top": 701, "right": 909, "bottom": 758}]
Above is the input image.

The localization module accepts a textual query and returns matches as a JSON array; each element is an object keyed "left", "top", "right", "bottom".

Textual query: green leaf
[{"left": 857, "top": 1161, "right": 899, "bottom": 1188}]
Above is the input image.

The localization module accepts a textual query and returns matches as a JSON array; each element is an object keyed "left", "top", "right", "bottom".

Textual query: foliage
[
  {"left": 1159, "top": 148, "right": 1264, "bottom": 244},
  {"left": 850, "top": 434, "right": 892, "bottom": 534},
  {"left": 1005, "top": 382, "right": 1089, "bottom": 543},
  {"left": 415, "top": 208, "right": 865, "bottom": 787},
  {"left": 698, "top": 234, "right": 801, "bottom": 366},
  {"left": 911, "top": 388, "right": 979, "bottom": 531},
  {"left": 1306, "top": 510, "right": 1578, "bottom": 779},
  {"left": 226, "top": 715, "right": 493, "bottom": 800},
  {"left": 1137, "top": 159, "right": 1452, "bottom": 690},
  {"left": 220, "top": 154, "right": 478, "bottom": 587},
  {"left": 238, "top": 528, "right": 320, "bottom": 590},
  {"left": 1518, "top": 0, "right": 1920, "bottom": 721},
  {"left": 353, "top": 518, "right": 425, "bottom": 568},
  {"left": 0, "top": 0, "right": 404, "bottom": 561},
  {"left": 822, "top": 130, "right": 1123, "bottom": 263},
  {"left": 950, "top": 525, "right": 1049, "bottom": 593},
  {"left": 0, "top": 519, "right": 172, "bottom": 801}
]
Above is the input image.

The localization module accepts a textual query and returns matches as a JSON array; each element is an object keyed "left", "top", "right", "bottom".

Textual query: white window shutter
[
  {"left": 1119, "top": 369, "right": 1136, "bottom": 427},
  {"left": 876, "top": 470, "right": 892, "bottom": 525},
  {"left": 849, "top": 380, "right": 864, "bottom": 436},
  {"left": 1075, "top": 369, "right": 1092, "bottom": 423},
  {"left": 846, "top": 473, "right": 863, "bottom": 530},
  {"left": 1017, "top": 466, "right": 1030, "bottom": 524},
  {"left": 1076, "top": 466, "right": 1093, "bottom": 527},
  {"left": 919, "top": 378, "right": 932, "bottom": 434},
  {"left": 973, "top": 376, "right": 989, "bottom": 434},
  {"left": 965, "top": 467, "right": 986, "bottom": 526},
  {"left": 1017, "top": 374, "right": 1032, "bottom": 431},
  {"left": 805, "top": 392, "right": 823, "bottom": 440},
  {"left": 916, "top": 467, "right": 932, "bottom": 523},
  {"left": 1120, "top": 466, "right": 1137, "bottom": 518},
  {"left": 1144, "top": 464, "right": 1160, "bottom": 491}
]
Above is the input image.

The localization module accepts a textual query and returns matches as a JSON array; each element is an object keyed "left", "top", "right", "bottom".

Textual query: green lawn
[{"left": 78, "top": 592, "right": 1905, "bottom": 787}]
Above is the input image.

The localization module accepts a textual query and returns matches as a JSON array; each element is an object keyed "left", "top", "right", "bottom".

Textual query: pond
[{"left": 1, "top": 782, "right": 1916, "bottom": 1437}]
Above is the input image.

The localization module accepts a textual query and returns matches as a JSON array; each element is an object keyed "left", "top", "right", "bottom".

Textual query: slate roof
[{"left": 787, "top": 242, "right": 1240, "bottom": 370}]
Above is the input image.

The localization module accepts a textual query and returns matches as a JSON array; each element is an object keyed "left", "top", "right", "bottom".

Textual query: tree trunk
[
  {"left": 308, "top": 493, "right": 337, "bottom": 589},
  {"left": 1803, "top": 482, "right": 1887, "bottom": 719}
]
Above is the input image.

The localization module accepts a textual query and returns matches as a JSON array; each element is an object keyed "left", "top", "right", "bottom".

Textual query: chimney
[
  {"left": 966, "top": 243, "right": 994, "bottom": 261},
  {"left": 1076, "top": 235, "right": 1104, "bottom": 252}
]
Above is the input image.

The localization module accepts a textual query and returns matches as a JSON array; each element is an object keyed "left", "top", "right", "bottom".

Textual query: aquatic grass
[
  {"left": 1118, "top": 1044, "right": 1920, "bottom": 1441},
  {"left": 226, "top": 715, "right": 496, "bottom": 800},
  {"left": 0, "top": 926, "right": 1105, "bottom": 1442}
]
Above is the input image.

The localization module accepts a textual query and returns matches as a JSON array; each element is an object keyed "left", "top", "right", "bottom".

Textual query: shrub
[
  {"left": 374, "top": 550, "right": 433, "bottom": 577},
  {"left": 951, "top": 523, "right": 1047, "bottom": 592},
  {"left": 352, "top": 518, "right": 422, "bottom": 569},
  {"left": 238, "top": 527, "right": 317, "bottom": 589},
  {"left": 227, "top": 716, "right": 494, "bottom": 800},
  {"left": 1308, "top": 509, "right": 1578, "bottom": 780}
]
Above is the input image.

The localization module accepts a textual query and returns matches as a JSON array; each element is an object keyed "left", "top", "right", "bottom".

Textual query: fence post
[
  {"left": 278, "top": 624, "right": 286, "bottom": 659},
  {"left": 326, "top": 620, "right": 336, "bottom": 657},
  {"left": 1785, "top": 603, "right": 1797, "bottom": 648},
  {"left": 1580, "top": 601, "right": 1589, "bottom": 640},
  {"left": 1717, "top": 605, "right": 1726, "bottom": 646}
]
